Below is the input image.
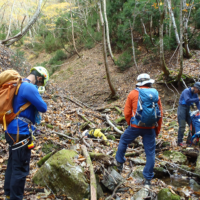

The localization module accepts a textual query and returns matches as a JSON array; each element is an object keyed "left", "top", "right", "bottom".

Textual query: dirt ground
[{"left": 24, "top": 43, "right": 200, "bottom": 113}]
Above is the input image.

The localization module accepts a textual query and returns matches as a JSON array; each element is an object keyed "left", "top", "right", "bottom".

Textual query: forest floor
[{"left": 0, "top": 44, "right": 200, "bottom": 199}]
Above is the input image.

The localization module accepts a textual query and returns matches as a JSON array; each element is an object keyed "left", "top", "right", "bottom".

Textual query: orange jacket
[{"left": 124, "top": 86, "right": 163, "bottom": 136}]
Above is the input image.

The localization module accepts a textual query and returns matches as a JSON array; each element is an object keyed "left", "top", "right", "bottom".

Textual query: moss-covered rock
[
  {"left": 157, "top": 188, "right": 180, "bottom": 200},
  {"left": 162, "top": 151, "right": 187, "bottom": 164},
  {"left": 32, "top": 149, "right": 89, "bottom": 199}
]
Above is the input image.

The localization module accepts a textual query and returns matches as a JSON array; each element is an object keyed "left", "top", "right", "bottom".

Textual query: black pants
[{"left": 4, "top": 133, "right": 31, "bottom": 200}]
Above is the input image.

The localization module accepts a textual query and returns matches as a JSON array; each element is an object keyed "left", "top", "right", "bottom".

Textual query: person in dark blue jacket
[
  {"left": 177, "top": 82, "right": 200, "bottom": 146},
  {"left": 4, "top": 67, "right": 49, "bottom": 200}
]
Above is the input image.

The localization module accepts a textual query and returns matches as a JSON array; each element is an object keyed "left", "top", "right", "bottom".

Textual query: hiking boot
[
  {"left": 113, "top": 159, "right": 123, "bottom": 173},
  {"left": 144, "top": 179, "right": 151, "bottom": 188},
  {"left": 178, "top": 142, "right": 185, "bottom": 147}
]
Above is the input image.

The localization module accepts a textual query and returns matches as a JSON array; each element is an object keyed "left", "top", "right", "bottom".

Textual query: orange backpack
[{"left": 0, "top": 70, "right": 31, "bottom": 132}]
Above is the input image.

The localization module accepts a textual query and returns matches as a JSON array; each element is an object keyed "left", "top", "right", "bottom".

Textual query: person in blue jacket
[
  {"left": 178, "top": 82, "right": 200, "bottom": 146},
  {"left": 4, "top": 67, "right": 49, "bottom": 200}
]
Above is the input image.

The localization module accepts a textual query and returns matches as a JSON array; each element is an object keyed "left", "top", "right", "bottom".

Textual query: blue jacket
[
  {"left": 7, "top": 81, "right": 47, "bottom": 135},
  {"left": 179, "top": 87, "right": 200, "bottom": 110}
]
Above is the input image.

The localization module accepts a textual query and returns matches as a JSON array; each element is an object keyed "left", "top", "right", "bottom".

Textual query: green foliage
[
  {"left": 115, "top": 50, "right": 132, "bottom": 71},
  {"left": 49, "top": 50, "right": 67, "bottom": 65},
  {"left": 195, "top": 8, "right": 200, "bottom": 29},
  {"left": 44, "top": 33, "right": 62, "bottom": 53},
  {"left": 189, "top": 32, "right": 200, "bottom": 49}
]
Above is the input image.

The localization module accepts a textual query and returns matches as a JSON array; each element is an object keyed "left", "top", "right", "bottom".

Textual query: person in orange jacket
[{"left": 115, "top": 73, "right": 163, "bottom": 187}]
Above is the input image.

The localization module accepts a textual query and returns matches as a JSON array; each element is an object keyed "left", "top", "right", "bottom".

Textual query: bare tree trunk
[
  {"left": 97, "top": 19, "right": 100, "bottom": 32},
  {"left": 129, "top": 19, "right": 139, "bottom": 74},
  {"left": 167, "top": 0, "right": 180, "bottom": 44},
  {"left": 177, "top": 0, "right": 183, "bottom": 83},
  {"left": 102, "top": 0, "right": 114, "bottom": 62},
  {"left": 150, "top": 15, "right": 157, "bottom": 46},
  {"left": 141, "top": 18, "right": 147, "bottom": 35},
  {"left": 164, "top": 0, "right": 168, "bottom": 35},
  {"left": 70, "top": 1, "right": 81, "bottom": 58},
  {"left": 182, "top": 0, "right": 192, "bottom": 58},
  {"left": 98, "top": 1, "right": 117, "bottom": 98},
  {"left": 1, "top": 0, "right": 43, "bottom": 46},
  {"left": 158, "top": 1, "right": 170, "bottom": 78},
  {"left": 169, "top": 0, "right": 172, "bottom": 37},
  {"left": 6, "top": 0, "right": 16, "bottom": 39}
]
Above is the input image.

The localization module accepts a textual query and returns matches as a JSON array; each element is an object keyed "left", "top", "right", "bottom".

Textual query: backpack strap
[
  {"left": 15, "top": 102, "right": 31, "bottom": 116},
  {"left": 15, "top": 102, "right": 31, "bottom": 143},
  {"left": 15, "top": 79, "right": 22, "bottom": 95}
]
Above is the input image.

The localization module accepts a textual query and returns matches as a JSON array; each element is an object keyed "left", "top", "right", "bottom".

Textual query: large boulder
[
  {"left": 157, "top": 188, "right": 180, "bottom": 200},
  {"left": 32, "top": 149, "right": 89, "bottom": 200},
  {"left": 162, "top": 151, "right": 187, "bottom": 164}
]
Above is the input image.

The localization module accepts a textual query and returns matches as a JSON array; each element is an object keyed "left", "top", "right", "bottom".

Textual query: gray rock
[
  {"left": 133, "top": 188, "right": 149, "bottom": 200},
  {"left": 101, "top": 169, "right": 124, "bottom": 191},
  {"left": 130, "top": 157, "right": 146, "bottom": 165},
  {"left": 96, "top": 175, "right": 104, "bottom": 198},
  {"left": 32, "top": 149, "right": 89, "bottom": 200},
  {"left": 130, "top": 166, "right": 144, "bottom": 181},
  {"left": 189, "top": 179, "right": 200, "bottom": 191}
]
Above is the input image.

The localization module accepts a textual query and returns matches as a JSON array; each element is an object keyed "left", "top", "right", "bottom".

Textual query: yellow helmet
[{"left": 30, "top": 66, "right": 49, "bottom": 86}]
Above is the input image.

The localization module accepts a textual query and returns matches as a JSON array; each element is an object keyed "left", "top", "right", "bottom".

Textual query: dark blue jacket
[
  {"left": 7, "top": 81, "right": 47, "bottom": 135},
  {"left": 179, "top": 87, "right": 200, "bottom": 110}
]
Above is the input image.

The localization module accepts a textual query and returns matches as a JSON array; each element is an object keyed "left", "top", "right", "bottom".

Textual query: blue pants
[
  {"left": 115, "top": 126, "right": 156, "bottom": 180},
  {"left": 4, "top": 133, "right": 31, "bottom": 200},
  {"left": 177, "top": 104, "right": 190, "bottom": 144}
]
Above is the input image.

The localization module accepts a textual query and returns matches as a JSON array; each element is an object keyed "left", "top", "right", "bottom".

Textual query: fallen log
[
  {"left": 114, "top": 106, "right": 122, "bottom": 115},
  {"left": 114, "top": 116, "right": 125, "bottom": 124},
  {"left": 103, "top": 114, "right": 123, "bottom": 134},
  {"left": 77, "top": 109, "right": 96, "bottom": 128},
  {"left": 37, "top": 152, "right": 54, "bottom": 167},
  {"left": 51, "top": 131, "right": 78, "bottom": 140},
  {"left": 81, "top": 145, "right": 97, "bottom": 200}
]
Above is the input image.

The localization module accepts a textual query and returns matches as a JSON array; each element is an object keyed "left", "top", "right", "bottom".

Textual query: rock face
[
  {"left": 162, "top": 150, "right": 187, "bottom": 164},
  {"left": 157, "top": 188, "right": 181, "bottom": 200},
  {"left": 130, "top": 166, "right": 144, "bottom": 181},
  {"left": 32, "top": 149, "right": 89, "bottom": 200}
]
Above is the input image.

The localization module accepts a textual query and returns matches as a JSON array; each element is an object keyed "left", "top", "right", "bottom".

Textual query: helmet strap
[{"left": 34, "top": 75, "right": 38, "bottom": 85}]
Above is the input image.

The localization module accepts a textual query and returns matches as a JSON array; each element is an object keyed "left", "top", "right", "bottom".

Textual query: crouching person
[
  {"left": 4, "top": 67, "right": 49, "bottom": 200},
  {"left": 115, "top": 73, "right": 163, "bottom": 187}
]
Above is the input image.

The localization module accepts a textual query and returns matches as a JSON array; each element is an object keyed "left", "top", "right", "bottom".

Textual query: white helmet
[{"left": 136, "top": 73, "right": 155, "bottom": 86}]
